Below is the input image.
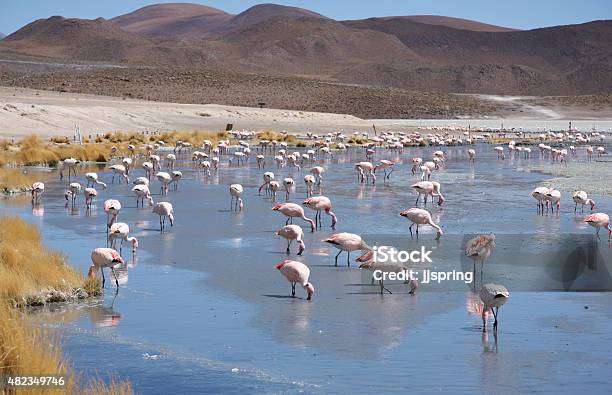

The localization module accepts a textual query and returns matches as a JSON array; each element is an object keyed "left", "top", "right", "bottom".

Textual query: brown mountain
[
  {"left": 0, "top": 15, "right": 216, "bottom": 66},
  {"left": 1, "top": 3, "right": 611, "bottom": 96},
  {"left": 110, "top": 3, "right": 232, "bottom": 38}
]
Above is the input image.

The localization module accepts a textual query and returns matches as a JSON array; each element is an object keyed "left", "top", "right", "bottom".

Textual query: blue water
[{"left": 4, "top": 142, "right": 612, "bottom": 394}]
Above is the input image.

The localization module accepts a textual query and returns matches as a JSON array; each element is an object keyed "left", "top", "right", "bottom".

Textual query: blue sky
[{"left": 1, "top": 0, "right": 611, "bottom": 35}]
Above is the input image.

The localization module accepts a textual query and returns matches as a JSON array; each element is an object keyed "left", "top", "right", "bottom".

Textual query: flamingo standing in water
[
  {"left": 468, "top": 149, "right": 476, "bottom": 163},
  {"left": 132, "top": 184, "right": 154, "bottom": 207},
  {"left": 166, "top": 153, "right": 176, "bottom": 171},
  {"left": 479, "top": 283, "right": 509, "bottom": 332},
  {"left": 109, "top": 164, "right": 129, "bottom": 184},
  {"left": 66, "top": 182, "right": 81, "bottom": 206},
  {"left": 269, "top": 181, "right": 281, "bottom": 201},
  {"left": 276, "top": 224, "right": 305, "bottom": 255},
  {"left": 411, "top": 181, "right": 444, "bottom": 206},
  {"left": 104, "top": 199, "right": 121, "bottom": 228},
  {"left": 83, "top": 187, "right": 97, "bottom": 209},
  {"left": 108, "top": 222, "right": 139, "bottom": 253},
  {"left": 85, "top": 172, "right": 107, "bottom": 189},
  {"left": 283, "top": 178, "right": 295, "bottom": 201},
  {"left": 142, "top": 161, "right": 154, "bottom": 179},
  {"left": 171, "top": 171, "right": 182, "bottom": 190},
  {"left": 411, "top": 157, "right": 423, "bottom": 174},
  {"left": 230, "top": 184, "right": 244, "bottom": 211},
  {"left": 31, "top": 182, "right": 44, "bottom": 204},
  {"left": 375, "top": 160, "right": 394, "bottom": 180},
  {"left": 465, "top": 234, "right": 496, "bottom": 274},
  {"left": 153, "top": 202, "right": 174, "bottom": 231},
  {"left": 302, "top": 196, "right": 337, "bottom": 228},
  {"left": 310, "top": 166, "right": 324, "bottom": 187},
  {"left": 584, "top": 213, "right": 611, "bottom": 240},
  {"left": 133, "top": 176, "right": 149, "bottom": 186},
  {"left": 494, "top": 146, "right": 505, "bottom": 160},
  {"left": 59, "top": 158, "right": 80, "bottom": 181},
  {"left": 275, "top": 260, "right": 314, "bottom": 300},
  {"left": 256, "top": 155, "right": 265, "bottom": 169},
  {"left": 156, "top": 172, "right": 172, "bottom": 195},
  {"left": 545, "top": 189, "right": 561, "bottom": 213},
  {"left": 572, "top": 190, "right": 595, "bottom": 213},
  {"left": 323, "top": 232, "right": 371, "bottom": 267},
  {"left": 399, "top": 208, "right": 443, "bottom": 239},
  {"left": 355, "top": 162, "right": 376, "bottom": 184},
  {"left": 304, "top": 175, "right": 316, "bottom": 197},
  {"left": 531, "top": 186, "right": 550, "bottom": 214},
  {"left": 356, "top": 250, "right": 418, "bottom": 295},
  {"left": 88, "top": 247, "right": 125, "bottom": 289},
  {"left": 258, "top": 172, "right": 275, "bottom": 196},
  {"left": 272, "top": 203, "right": 315, "bottom": 232}
]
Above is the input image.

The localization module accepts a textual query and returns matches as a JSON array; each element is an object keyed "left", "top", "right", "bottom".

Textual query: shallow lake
[{"left": 4, "top": 142, "right": 612, "bottom": 394}]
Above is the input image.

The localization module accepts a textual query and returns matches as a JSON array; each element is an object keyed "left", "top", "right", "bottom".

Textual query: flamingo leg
[
  {"left": 101, "top": 268, "right": 106, "bottom": 288},
  {"left": 492, "top": 307, "right": 499, "bottom": 331},
  {"left": 347, "top": 251, "right": 351, "bottom": 267},
  {"left": 409, "top": 224, "right": 414, "bottom": 237},
  {"left": 291, "top": 283, "right": 296, "bottom": 297},
  {"left": 111, "top": 267, "right": 119, "bottom": 288},
  {"left": 334, "top": 250, "right": 342, "bottom": 267}
]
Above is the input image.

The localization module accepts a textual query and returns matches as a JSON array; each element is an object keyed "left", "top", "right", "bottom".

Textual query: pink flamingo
[
  {"left": 544, "top": 189, "right": 561, "bottom": 213},
  {"left": 532, "top": 186, "right": 550, "bottom": 214},
  {"left": 88, "top": 247, "right": 125, "bottom": 289},
  {"left": 399, "top": 208, "right": 443, "bottom": 239},
  {"left": 230, "top": 184, "right": 244, "bottom": 211},
  {"left": 132, "top": 184, "right": 154, "bottom": 207},
  {"left": 109, "top": 164, "right": 129, "bottom": 184},
  {"left": 302, "top": 196, "right": 337, "bottom": 228},
  {"left": 374, "top": 160, "right": 394, "bottom": 180},
  {"left": 83, "top": 187, "right": 97, "bottom": 209},
  {"left": 468, "top": 149, "right": 476, "bottom": 163},
  {"left": 572, "top": 190, "right": 595, "bottom": 213},
  {"left": 109, "top": 222, "right": 139, "bottom": 253},
  {"left": 411, "top": 181, "right": 444, "bottom": 206},
  {"left": 258, "top": 172, "right": 275, "bottom": 196},
  {"left": 304, "top": 175, "right": 315, "bottom": 197},
  {"left": 323, "top": 232, "right": 370, "bottom": 266},
  {"left": 104, "top": 199, "right": 121, "bottom": 228},
  {"left": 272, "top": 203, "right": 315, "bottom": 232},
  {"left": 584, "top": 213, "right": 611, "bottom": 240},
  {"left": 283, "top": 178, "right": 295, "bottom": 201},
  {"left": 153, "top": 202, "right": 174, "bottom": 231},
  {"left": 411, "top": 157, "right": 422, "bottom": 174},
  {"left": 355, "top": 162, "right": 376, "bottom": 184},
  {"left": 479, "top": 283, "right": 509, "bottom": 332},
  {"left": 465, "top": 234, "right": 496, "bottom": 274},
  {"left": 275, "top": 260, "right": 314, "bottom": 300},
  {"left": 276, "top": 224, "right": 305, "bottom": 255}
]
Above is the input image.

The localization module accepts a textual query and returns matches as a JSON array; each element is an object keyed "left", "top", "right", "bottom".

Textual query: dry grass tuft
[
  {"left": 0, "top": 168, "right": 38, "bottom": 191},
  {"left": 0, "top": 301, "right": 133, "bottom": 394},
  {"left": 0, "top": 216, "right": 86, "bottom": 304}
]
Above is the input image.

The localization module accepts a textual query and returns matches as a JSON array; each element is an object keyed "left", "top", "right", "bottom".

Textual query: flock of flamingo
[{"left": 26, "top": 129, "right": 610, "bottom": 332}]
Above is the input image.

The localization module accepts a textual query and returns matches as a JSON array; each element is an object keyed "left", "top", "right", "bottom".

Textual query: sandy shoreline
[{"left": 1, "top": 87, "right": 611, "bottom": 138}]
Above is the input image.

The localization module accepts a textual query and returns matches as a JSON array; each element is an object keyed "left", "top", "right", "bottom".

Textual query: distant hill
[
  {"left": 369, "top": 15, "right": 518, "bottom": 32},
  {"left": 0, "top": 32, "right": 5, "bottom": 39},
  {"left": 1, "top": 3, "right": 611, "bottom": 95},
  {"left": 110, "top": 3, "right": 232, "bottom": 38}
]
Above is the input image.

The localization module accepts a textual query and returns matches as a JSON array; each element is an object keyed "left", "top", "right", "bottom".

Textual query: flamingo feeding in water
[
  {"left": 411, "top": 181, "right": 444, "bottom": 206},
  {"left": 531, "top": 186, "right": 550, "bottom": 214},
  {"left": 572, "top": 190, "right": 595, "bottom": 213},
  {"left": 83, "top": 187, "right": 97, "bottom": 209},
  {"left": 272, "top": 203, "right": 315, "bottom": 232},
  {"left": 109, "top": 164, "right": 129, "bottom": 184},
  {"left": 88, "top": 247, "right": 125, "bottom": 289},
  {"left": 153, "top": 202, "right": 174, "bottom": 231},
  {"left": 85, "top": 172, "right": 107, "bottom": 189},
  {"left": 399, "top": 208, "right": 443, "bottom": 239},
  {"left": 323, "top": 232, "right": 370, "bottom": 267},
  {"left": 276, "top": 224, "right": 305, "bottom": 255},
  {"left": 132, "top": 184, "right": 154, "bottom": 207},
  {"left": 465, "top": 234, "right": 496, "bottom": 274},
  {"left": 229, "top": 184, "right": 244, "bottom": 211},
  {"left": 545, "top": 189, "right": 561, "bottom": 213},
  {"left": 584, "top": 213, "right": 611, "bottom": 240},
  {"left": 108, "top": 222, "right": 139, "bottom": 253},
  {"left": 275, "top": 260, "right": 314, "bottom": 300},
  {"left": 479, "top": 283, "right": 509, "bottom": 332},
  {"left": 59, "top": 158, "right": 80, "bottom": 181},
  {"left": 302, "top": 196, "right": 337, "bottom": 228},
  {"left": 156, "top": 172, "right": 172, "bottom": 195}
]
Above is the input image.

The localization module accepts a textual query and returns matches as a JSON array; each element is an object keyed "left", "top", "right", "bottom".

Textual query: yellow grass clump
[
  {"left": 0, "top": 301, "right": 133, "bottom": 395},
  {"left": 0, "top": 216, "right": 89, "bottom": 304},
  {"left": 0, "top": 168, "right": 38, "bottom": 191}
]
